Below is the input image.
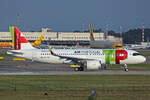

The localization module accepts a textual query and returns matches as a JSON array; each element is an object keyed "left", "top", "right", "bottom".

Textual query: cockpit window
[{"left": 133, "top": 53, "right": 140, "bottom": 56}]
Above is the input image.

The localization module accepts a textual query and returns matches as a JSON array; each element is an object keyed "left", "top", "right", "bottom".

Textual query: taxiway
[{"left": 0, "top": 61, "right": 150, "bottom": 75}]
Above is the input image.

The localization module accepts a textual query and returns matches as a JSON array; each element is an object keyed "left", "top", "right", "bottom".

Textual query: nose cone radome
[
  {"left": 141, "top": 56, "right": 146, "bottom": 63},
  {"left": 137, "top": 56, "right": 146, "bottom": 64},
  {"left": 133, "top": 56, "right": 146, "bottom": 64}
]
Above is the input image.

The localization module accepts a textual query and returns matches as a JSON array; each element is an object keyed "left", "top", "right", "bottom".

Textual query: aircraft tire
[
  {"left": 79, "top": 67, "right": 84, "bottom": 71},
  {"left": 74, "top": 67, "right": 84, "bottom": 71},
  {"left": 74, "top": 68, "right": 79, "bottom": 71},
  {"left": 125, "top": 68, "right": 128, "bottom": 72}
]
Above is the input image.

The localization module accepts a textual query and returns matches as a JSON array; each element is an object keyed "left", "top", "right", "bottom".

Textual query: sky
[{"left": 0, "top": 0, "right": 150, "bottom": 32}]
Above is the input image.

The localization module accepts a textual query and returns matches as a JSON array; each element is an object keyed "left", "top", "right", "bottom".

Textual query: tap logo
[
  {"left": 103, "top": 50, "right": 128, "bottom": 64},
  {"left": 116, "top": 50, "right": 128, "bottom": 64}
]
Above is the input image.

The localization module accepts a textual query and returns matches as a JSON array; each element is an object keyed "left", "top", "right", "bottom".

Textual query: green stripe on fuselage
[
  {"left": 103, "top": 50, "right": 116, "bottom": 64},
  {"left": 9, "top": 26, "right": 14, "bottom": 49}
]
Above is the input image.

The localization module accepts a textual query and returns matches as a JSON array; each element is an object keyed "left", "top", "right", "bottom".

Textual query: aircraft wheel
[
  {"left": 124, "top": 68, "right": 128, "bottom": 72},
  {"left": 74, "top": 68, "right": 79, "bottom": 71},
  {"left": 79, "top": 67, "right": 84, "bottom": 71},
  {"left": 124, "top": 64, "right": 128, "bottom": 72},
  {"left": 101, "top": 64, "right": 107, "bottom": 70},
  {"left": 74, "top": 67, "right": 84, "bottom": 71}
]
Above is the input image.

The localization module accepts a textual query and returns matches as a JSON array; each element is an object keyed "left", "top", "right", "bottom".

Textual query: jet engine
[{"left": 86, "top": 60, "right": 101, "bottom": 70}]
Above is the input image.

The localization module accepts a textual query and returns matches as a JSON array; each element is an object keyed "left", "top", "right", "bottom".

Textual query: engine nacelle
[
  {"left": 86, "top": 60, "right": 101, "bottom": 70},
  {"left": 63, "top": 60, "right": 73, "bottom": 64}
]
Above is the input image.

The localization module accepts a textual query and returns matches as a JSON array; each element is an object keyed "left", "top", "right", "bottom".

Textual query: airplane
[
  {"left": 89, "top": 23, "right": 123, "bottom": 49},
  {"left": 0, "top": 35, "right": 43, "bottom": 48},
  {"left": 30, "top": 35, "right": 44, "bottom": 47},
  {"left": 7, "top": 26, "right": 146, "bottom": 72},
  {"left": 89, "top": 23, "right": 113, "bottom": 48},
  {"left": 124, "top": 44, "right": 147, "bottom": 50}
]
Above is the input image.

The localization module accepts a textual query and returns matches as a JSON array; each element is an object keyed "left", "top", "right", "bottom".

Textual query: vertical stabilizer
[
  {"left": 9, "top": 26, "right": 35, "bottom": 50},
  {"left": 9, "top": 26, "right": 15, "bottom": 49},
  {"left": 32, "top": 35, "right": 44, "bottom": 47}
]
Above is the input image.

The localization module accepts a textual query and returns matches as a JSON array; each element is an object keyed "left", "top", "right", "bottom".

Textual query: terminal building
[{"left": 0, "top": 28, "right": 121, "bottom": 46}]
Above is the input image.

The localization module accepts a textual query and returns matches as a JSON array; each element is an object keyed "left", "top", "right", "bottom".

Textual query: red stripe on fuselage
[{"left": 116, "top": 50, "right": 128, "bottom": 64}]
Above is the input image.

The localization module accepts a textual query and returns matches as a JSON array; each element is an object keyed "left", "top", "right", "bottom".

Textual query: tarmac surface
[{"left": 0, "top": 61, "right": 150, "bottom": 75}]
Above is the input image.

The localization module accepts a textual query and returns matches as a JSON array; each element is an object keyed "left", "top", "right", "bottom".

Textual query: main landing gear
[
  {"left": 73, "top": 63, "right": 84, "bottom": 71},
  {"left": 70, "top": 64, "right": 84, "bottom": 71},
  {"left": 74, "top": 67, "right": 84, "bottom": 71},
  {"left": 124, "top": 64, "right": 128, "bottom": 72}
]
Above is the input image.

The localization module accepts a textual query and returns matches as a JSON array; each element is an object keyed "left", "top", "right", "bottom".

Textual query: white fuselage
[{"left": 7, "top": 48, "right": 146, "bottom": 65}]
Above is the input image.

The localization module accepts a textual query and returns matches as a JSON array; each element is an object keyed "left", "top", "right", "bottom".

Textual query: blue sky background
[{"left": 0, "top": 0, "right": 150, "bottom": 32}]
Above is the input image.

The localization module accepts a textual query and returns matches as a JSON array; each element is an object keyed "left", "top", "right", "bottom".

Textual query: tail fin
[
  {"left": 9, "top": 26, "right": 35, "bottom": 50},
  {"left": 89, "top": 23, "right": 95, "bottom": 41},
  {"left": 31, "top": 35, "right": 44, "bottom": 47}
]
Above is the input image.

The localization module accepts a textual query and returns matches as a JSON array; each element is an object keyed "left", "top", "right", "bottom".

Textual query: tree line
[
  {"left": 74, "top": 28, "right": 150, "bottom": 44},
  {"left": 109, "top": 28, "right": 150, "bottom": 44}
]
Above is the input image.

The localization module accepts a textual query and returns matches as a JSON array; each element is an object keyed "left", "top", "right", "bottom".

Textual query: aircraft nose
[{"left": 141, "top": 56, "right": 146, "bottom": 63}]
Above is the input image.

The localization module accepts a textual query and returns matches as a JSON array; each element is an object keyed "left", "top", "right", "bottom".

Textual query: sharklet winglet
[{"left": 47, "top": 46, "right": 54, "bottom": 55}]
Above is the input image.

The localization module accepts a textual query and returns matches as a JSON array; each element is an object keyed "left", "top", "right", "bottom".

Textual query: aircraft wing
[{"left": 55, "top": 54, "right": 88, "bottom": 61}]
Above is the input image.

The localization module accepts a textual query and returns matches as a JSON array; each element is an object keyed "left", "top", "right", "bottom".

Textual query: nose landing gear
[{"left": 124, "top": 64, "right": 128, "bottom": 72}]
